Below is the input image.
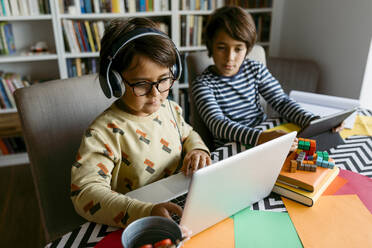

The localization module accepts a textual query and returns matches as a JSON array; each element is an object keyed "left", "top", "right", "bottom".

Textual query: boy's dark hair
[
  {"left": 204, "top": 6, "right": 257, "bottom": 57},
  {"left": 99, "top": 17, "right": 177, "bottom": 77}
]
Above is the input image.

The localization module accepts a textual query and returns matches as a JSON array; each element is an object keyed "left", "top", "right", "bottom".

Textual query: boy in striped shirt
[{"left": 192, "top": 6, "right": 319, "bottom": 149}]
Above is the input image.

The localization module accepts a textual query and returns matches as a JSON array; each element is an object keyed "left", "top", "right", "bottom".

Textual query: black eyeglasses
[{"left": 122, "top": 76, "right": 175, "bottom": 96}]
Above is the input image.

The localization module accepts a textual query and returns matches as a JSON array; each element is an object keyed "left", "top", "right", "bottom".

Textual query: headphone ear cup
[
  {"left": 99, "top": 73, "right": 113, "bottom": 98},
  {"left": 110, "top": 70, "right": 125, "bottom": 98},
  {"left": 171, "top": 64, "right": 178, "bottom": 80}
]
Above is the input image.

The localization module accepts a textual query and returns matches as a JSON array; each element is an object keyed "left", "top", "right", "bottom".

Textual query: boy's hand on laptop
[
  {"left": 151, "top": 202, "right": 182, "bottom": 219},
  {"left": 290, "top": 137, "right": 298, "bottom": 152},
  {"left": 179, "top": 225, "right": 192, "bottom": 241},
  {"left": 182, "top": 149, "right": 211, "bottom": 176}
]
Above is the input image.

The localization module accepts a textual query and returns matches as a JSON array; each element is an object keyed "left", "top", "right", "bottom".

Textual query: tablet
[{"left": 298, "top": 107, "right": 357, "bottom": 138}]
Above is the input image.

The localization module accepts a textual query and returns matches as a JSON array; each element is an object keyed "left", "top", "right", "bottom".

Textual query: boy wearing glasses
[{"left": 71, "top": 18, "right": 210, "bottom": 230}]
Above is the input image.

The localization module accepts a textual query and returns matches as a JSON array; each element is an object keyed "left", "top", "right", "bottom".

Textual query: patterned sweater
[
  {"left": 192, "top": 59, "right": 317, "bottom": 147},
  {"left": 71, "top": 100, "right": 209, "bottom": 228}
]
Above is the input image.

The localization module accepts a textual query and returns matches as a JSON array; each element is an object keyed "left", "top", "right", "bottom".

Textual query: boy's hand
[
  {"left": 290, "top": 137, "right": 298, "bottom": 152},
  {"left": 182, "top": 149, "right": 211, "bottom": 176},
  {"left": 332, "top": 121, "right": 345, "bottom": 133},
  {"left": 151, "top": 202, "right": 182, "bottom": 219}
]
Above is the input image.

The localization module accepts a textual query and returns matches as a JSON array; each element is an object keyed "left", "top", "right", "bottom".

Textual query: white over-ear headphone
[{"left": 99, "top": 27, "right": 182, "bottom": 99}]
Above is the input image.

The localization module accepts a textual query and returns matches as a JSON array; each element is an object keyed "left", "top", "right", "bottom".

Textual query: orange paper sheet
[
  {"left": 283, "top": 195, "right": 372, "bottom": 248},
  {"left": 322, "top": 175, "right": 348, "bottom": 195},
  {"left": 182, "top": 217, "right": 234, "bottom": 248}
]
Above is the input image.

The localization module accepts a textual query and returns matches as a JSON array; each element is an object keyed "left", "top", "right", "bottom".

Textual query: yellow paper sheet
[
  {"left": 340, "top": 115, "right": 372, "bottom": 138},
  {"left": 265, "top": 123, "right": 301, "bottom": 133},
  {"left": 182, "top": 217, "right": 234, "bottom": 248},
  {"left": 283, "top": 195, "right": 372, "bottom": 248}
]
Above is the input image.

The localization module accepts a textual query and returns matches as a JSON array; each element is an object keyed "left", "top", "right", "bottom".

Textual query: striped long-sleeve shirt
[{"left": 192, "top": 59, "right": 317, "bottom": 147}]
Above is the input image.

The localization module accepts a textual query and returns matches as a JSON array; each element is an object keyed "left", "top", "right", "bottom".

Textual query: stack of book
[
  {"left": 272, "top": 152, "right": 339, "bottom": 206},
  {"left": 0, "top": 0, "right": 50, "bottom": 16}
]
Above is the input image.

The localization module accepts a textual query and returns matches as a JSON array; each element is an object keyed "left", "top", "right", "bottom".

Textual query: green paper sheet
[{"left": 233, "top": 208, "right": 302, "bottom": 248}]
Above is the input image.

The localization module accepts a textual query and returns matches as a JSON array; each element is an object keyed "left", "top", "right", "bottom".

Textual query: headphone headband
[{"left": 100, "top": 27, "right": 182, "bottom": 99}]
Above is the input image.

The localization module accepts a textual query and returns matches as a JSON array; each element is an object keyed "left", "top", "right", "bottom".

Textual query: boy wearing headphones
[{"left": 71, "top": 18, "right": 210, "bottom": 230}]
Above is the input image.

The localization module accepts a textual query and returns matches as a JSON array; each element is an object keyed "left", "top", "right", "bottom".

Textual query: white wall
[
  {"left": 270, "top": 0, "right": 372, "bottom": 99},
  {"left": 359, "top": 38, "right": 372, "bottom": 110}
]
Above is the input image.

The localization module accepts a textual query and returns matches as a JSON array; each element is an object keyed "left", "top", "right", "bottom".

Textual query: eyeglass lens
[{"left": 133, "top": 77, "right": 173, "bottom": 96}]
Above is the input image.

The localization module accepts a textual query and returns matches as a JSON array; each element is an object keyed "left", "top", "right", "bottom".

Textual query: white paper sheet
[{"left": 289, "top": 90, "right": 359, "bottom": 129}]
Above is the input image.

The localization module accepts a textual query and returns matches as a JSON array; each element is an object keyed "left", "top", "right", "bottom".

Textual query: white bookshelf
[{"left": 0, "top": 0, "right": 274, "bottom": 166}]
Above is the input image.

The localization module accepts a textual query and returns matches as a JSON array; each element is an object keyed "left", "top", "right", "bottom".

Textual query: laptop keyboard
[{"left": 170, "top": 193, "right": 188, "bottom": 224}]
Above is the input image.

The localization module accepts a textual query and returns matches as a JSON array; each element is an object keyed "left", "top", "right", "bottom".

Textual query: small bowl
[{"left": 121, "top": 216, "right": 182, "bottom": 248}]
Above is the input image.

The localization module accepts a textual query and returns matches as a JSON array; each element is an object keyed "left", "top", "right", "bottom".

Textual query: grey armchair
[{"left": 14, "top": 74, "right": 115, "bottom": 244}]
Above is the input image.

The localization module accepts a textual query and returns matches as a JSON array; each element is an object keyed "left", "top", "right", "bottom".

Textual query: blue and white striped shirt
[{"left": 192, "top": 59, "right": 316, "bottom": 147}]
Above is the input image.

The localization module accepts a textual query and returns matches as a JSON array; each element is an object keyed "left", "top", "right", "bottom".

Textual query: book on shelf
[
  {"left": 179, "top": 15, "right": 206, "bottom": 47},
  {"left": 61, "top": 0, "right": 169, "bottom": 14},
  {"left": 66, "top": 57, "right": 98, "bottom": 77},
  {"left": 84, "top": 21, "right": 96, "bottom": 52},
  {"left": 0, "top": 136, "right": 26, "bottom": 155},
  {"left": 178, "top": 89, "right": 190, "bottom": 123},
  {"left": 0, "top": 73, "right": 31, "bottom": 109},
  {"left": 0, "top": 77, "right": 12, "bottom": 108},
  {"left": 226, "top": 0, "right": 273, "bottom": 8},
  {"left": 0, "top": 22, "right": 16, "bottom": 55},
  {"left": 0, "top": 138, "right": 10, "bottom": 155},
  {"left": 62, "top": 19, "right": 105, "bottom": 53},
  {"left": 273, "top": 166, "right": 340, "bottom": 207},
  {"left": 277, "top": 152, "right": 336, "bottom": 192}
]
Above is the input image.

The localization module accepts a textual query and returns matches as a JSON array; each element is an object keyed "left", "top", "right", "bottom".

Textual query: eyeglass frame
[{"left": 121, "top": 74, "right": 175, "bottom": 97}]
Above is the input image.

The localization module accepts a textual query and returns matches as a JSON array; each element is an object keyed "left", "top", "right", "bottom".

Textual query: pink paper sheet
[{"left": 335, "top": 169, "right": 372, "bottom": 214}]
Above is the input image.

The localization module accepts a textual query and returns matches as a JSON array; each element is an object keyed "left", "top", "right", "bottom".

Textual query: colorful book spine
[
  {"left": 0, "top": 77, "right": 12, "bottom": 108},
  {"left": 3, "top": 23, "right": 16, "bottom": 54},
  {"left": 84, "top": 21, "right": 96, "bottom": 52},
  {"left": 73, "top": 21, "right": 84, "bottom": 52}
]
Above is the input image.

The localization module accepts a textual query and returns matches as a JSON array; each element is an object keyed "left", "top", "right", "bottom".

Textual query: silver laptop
[{"left": 126, "top": 132, "right": 296, "bottom": 236}]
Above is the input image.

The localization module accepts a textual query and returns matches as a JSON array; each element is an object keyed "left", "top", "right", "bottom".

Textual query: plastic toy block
[
  {"left": 296, "top": 149, "right": 303, "bottom": 154},
  {"left": 323, "top": 151, "right": 329, "bottom": 161},
  {"left": 328, "top": 161, "right": 335, "bottom": 169},
  {"left": 290, "top": 160, "right": 297, "bottom": 167},
  {"left": 298, "top": 140, "right": 305, "bottom": 150},
  {"left": 308, "top": 155, "right": 314, "bottom": 160},
  {"left": 304, "top": 141, "right": 310, "bottom": 150},
  {"left": 289, "top": 160, "right": 297, "bottom": 173},
  {"left": 316, "top": 157, "right": 323, "bottom": 166},
  {"left": 321, "top": 160, "right": 329, "bottom": 168},
  {"left": 310, "top": 164, "right": 317, "bottom": 172},
  {"left": 316, "top": 151, "right": 323, "bottom": 159}
]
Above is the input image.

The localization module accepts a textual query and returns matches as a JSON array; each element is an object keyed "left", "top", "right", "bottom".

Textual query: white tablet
[{"left": 298, "top": 107, "right": 357, "bottom": 138}]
